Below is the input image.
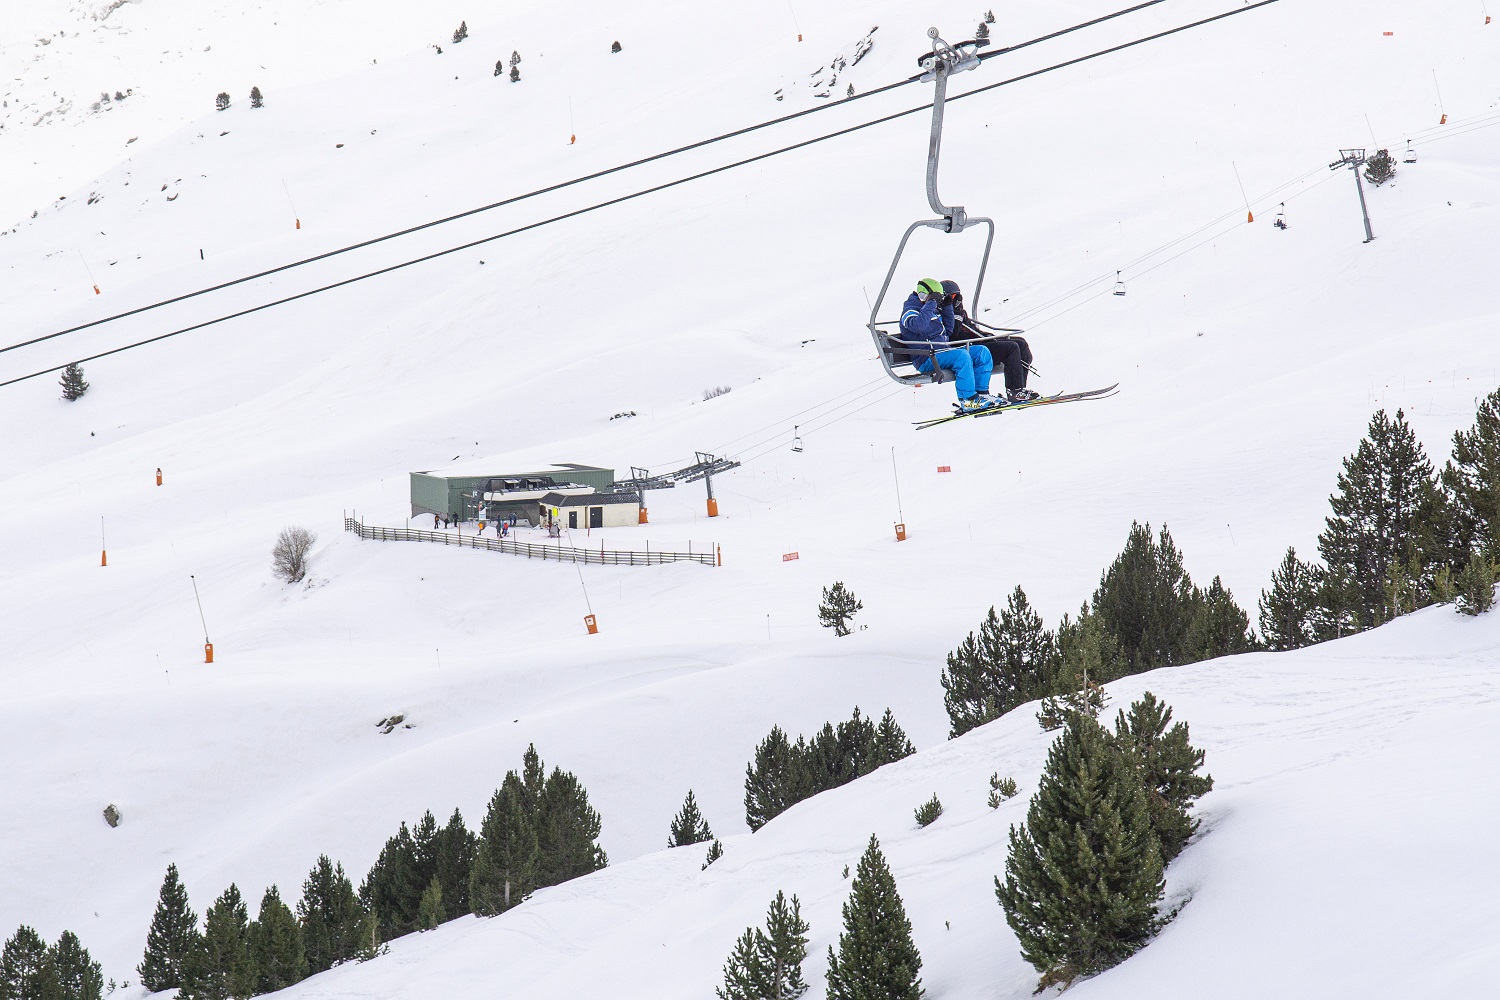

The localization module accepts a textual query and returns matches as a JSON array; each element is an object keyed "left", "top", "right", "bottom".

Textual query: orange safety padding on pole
[
  {"left": 204, "top": 642, "right": 214, "bottom": 664},
  {"left": 584, "top": 614, "right": 598, "bottom": 635},
  {"left": 1440, "top": 113, "right": 1448, "bottom": 124},
  {"left": 93, "top": 285, "right": 101, "bottom": 295},
  {"left": 895, "top": 523, "right": 907, "bottom": 542},
  {"left": 1247, "top": 210, "right": 1254, "bottom": 223},
  {"left": 156, "top": 468, "right": 163, "bottom": 486},
  {"left": 295, "top": 218, "right": 302, "bottom": 229},
  {"left": 101, "top": 550, "right": 107, "bottom": 567},
  {"left": 717, "top": 545, "right": 722, "bottom": 567},
  {"left": 707, "top": 498, "right": 719, "bottom": 517},
  {"left": 639, "top": 506, "right": 649, "bottom": 524},
  {"left": 570, "top": 134, "right": 577, "bottom": 145}
]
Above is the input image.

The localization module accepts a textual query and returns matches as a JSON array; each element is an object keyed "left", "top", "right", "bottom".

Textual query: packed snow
[{"left": 2, "top": 0, "right": 1497, "bottom": 996}]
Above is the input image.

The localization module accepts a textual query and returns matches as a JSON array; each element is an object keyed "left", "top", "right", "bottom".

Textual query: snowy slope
[{"left": 2, "top": 0, "right": 1498, "bottom": 993}]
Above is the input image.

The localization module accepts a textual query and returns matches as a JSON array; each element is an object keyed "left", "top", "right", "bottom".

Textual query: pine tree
[
  {"left": 668, "top": 789, "right": 714, "bottom": 848},
  {"left": 138, "top": 863, "right": 199, "bottom": 992},
  {"left": 1258, "top": 546, "right": 1324, "bottom": 650},
  {"left": 59, "top": 363, "right": 89, "bottom": 401},
  {"left": 940, "top": 588, "right": 1056, "bottom": 738},
  {"left": 1090, "top": 522, "right": 1201, "bottom": 674},
  {"left": 297, "top": 856, "right": 364, "bottom": 974},
  {"left": 873, "top": 709, "right": 915, "bottom": 764},
  {"left": 702, "top": 839, "right": 724, "bottom": 870},
  {"left": 215, "top": 92, "right": 230, "bottom": 111},
  {"left": 1442, "top": 387, "right": 1500, "bottom": 560},
  {"left": 975, "top": 22, "right": 990, "bottom": 41},
  {"left": 1, "top": 926, "right": 58, "bottom": 1000},
  {"left": 996, "top": 713, "right": 1164, "bottom": 991},
  {"left": 818, "top": 581, "right": 863, "bottom": 636},
  {"left": 418, "top": 878, "right": 444, "bottom": 931},
  {"left": 1455, "top": 549, "right": 1497, "bottom": 615},
  {"left": 1314, "top": 562, "right": 1362, "bottom": 640},
  {"left": 913, "top": 794, "right": 943, "bottom": 828},
  {"left": 745, "top": 725, "right": 797, "bottom": 831},
  {"left": 433, "top": 808, "right": 477, "bottom": 920},
  {"left": 471, "top": 772, "right": 537, "bottom": 915},
  {"left": 48, "top": 930, "right": 102, "bottom": 1000},
  {"left": 716, "top": 928, "right": 765, "bottom": 1000},
  {"left": 182, "top": 883, "right": 254, "bottom": 1000},
  {"left": 247, "top": 885, "right": 304, "bottom": 994},
  {"left": 1184, "top": 576, "right": 1256, "bottom": 660},
  {"left": 521, "top": 744, "right": 546, "bottom": 811},
  {"left": 534, "top": 766, "right": 608, "bottom": 888},
  {"left": 510, "top": 50, "right": 522, "bottom": 67},
  {"left": 761, "top": 891, "right": 810, "bottom": 999},
  {"left": 1364, "top": 148, "right": 1395, "bottom": 185},
  {"left": 824, "top": 835, "right": 923, "bottom": 1000},
  {"left": 360, "top": 822, "right": 421, "bottom": 941},
  {"left": 1318, "top": 408, "right": 1449, "bottom": 628},
  {"left": 1112, "top": 693, "right": 1213, "bottom": 863},
  {"left": 248, "top": 86, "right": 263, "bottom": 108},
  {"left": 509, "top": 65, "right": 520, "bottom": 83},
  {"left": 410, "top": 811, "right": 442, "bottom": 910},
  {"left": 452, "top": 21, "right": 468, "bottom": 44},
  {"left": 494, "top": 60, "right": 504, "bottom": 77},
  {"left": 611, "top": 40, "right": 622, "bottom": 53}
]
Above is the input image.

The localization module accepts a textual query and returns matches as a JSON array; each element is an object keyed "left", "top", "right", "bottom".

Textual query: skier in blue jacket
[{"left": 898, "top": 278, "right": 997, "bottom": 411}]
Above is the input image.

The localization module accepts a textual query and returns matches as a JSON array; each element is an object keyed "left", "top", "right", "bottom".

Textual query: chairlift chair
[
  {"left": 1403, "top": 140, "right": 1417, "bottom": 164},
  {"left": 1273, "top": 202, "right": 1288, "bottom": 230},
  {"left": 867, "top": 29, "right": 996, "bottom": 388},
  {"left": 791, "top": 425, "right": 804, "bottom": 452},
  {"left": 1112, "top": 270, "right": 1127, "bottom": 296}
]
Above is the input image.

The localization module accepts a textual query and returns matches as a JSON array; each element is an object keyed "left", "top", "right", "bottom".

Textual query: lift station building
[{"left": 409, "top": 464, "right": 618, "bottom": 523}]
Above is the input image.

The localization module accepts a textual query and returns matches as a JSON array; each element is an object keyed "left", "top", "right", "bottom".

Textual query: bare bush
[
  {"left": 272, "top": 526, "right": 316, "bottom": 583},
  {"left": 702, "top": 385, "right": 732, "bottom": 400}
]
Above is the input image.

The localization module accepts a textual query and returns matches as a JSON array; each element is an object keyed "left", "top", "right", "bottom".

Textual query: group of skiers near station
[{"left": 899, "top": 278, "right": 1041, "bottom": 411}]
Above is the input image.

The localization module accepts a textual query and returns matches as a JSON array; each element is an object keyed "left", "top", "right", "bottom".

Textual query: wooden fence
[{"left": 343, "top": 518, "right": 717, "bottom": 567}]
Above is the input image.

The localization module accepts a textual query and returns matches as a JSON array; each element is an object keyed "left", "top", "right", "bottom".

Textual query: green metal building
[{"left": 409, "top": 464, "right": 616, "bottom": 522}]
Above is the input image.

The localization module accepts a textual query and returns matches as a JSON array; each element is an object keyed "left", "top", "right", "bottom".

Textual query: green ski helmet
[{"left": 916, "top": 277, "right": 945, "bottom": 299}]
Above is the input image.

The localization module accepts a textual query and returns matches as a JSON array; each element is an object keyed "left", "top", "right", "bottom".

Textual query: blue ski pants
[{"left": 915, "top": 344, "right": 994, "bottom": 399}]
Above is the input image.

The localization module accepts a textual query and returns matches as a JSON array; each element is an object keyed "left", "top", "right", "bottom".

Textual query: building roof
[
  {"left": 539, "top": 491, "right": 640, "bottom": 508},
  {"left": 414, "top": 462, "right": 613, "bottom": 480}
]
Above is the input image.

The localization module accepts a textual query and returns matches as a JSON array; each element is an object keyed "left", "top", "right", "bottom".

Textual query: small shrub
[
  {"left": 494, "top": 60, "right": 503, "bottom": 77},
  {"left": 702, "top": 385, "right": 732, "bottom": 400},
  {"left": 215, "top": 92, "right": 230, "bottom": 111},
  {"left": 1456, "top": 551, "right": 1497, "bottom": 615},
  {"left": 914, "top": 794, "right": 943, "bottom": 828},
  {"left": 818, "top": 581, "right": 863, "bottom": 637},
  {"left": 611, "top": 40, "right": 622, "bottom": 53},
  {"left": 249, "top": 86, "right": 263, "bottom": 108},
  {"left": 60, "top": 362, "right": 90, "bottom": 400},
  {"left": 272, "top": 526, "right": 316, "bottom": 583},
  {"left": 988, "top": 773, "right": 1018, "bottom": 808},
  {"left": 1364, "top": 148, "right": 1396, "bottom": 186},
  {"left": 985, "top": 10, "right": 996, "bottom": 23},
  {"left": 701, "top": 839, "right": 723, "bottom": 870}
]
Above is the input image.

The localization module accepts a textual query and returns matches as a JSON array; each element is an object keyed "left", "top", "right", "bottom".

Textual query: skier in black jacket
[{"left": 941, "top": 279, "right": 1040, "bottom": 402}]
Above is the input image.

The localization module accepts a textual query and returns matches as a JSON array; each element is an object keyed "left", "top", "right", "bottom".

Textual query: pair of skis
[{"left": 913, "top": 383, "right": 1119, "bottom": 430}]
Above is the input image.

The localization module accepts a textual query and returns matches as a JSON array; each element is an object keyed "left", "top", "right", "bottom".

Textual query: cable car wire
[
  {"left": 3, "top": 0, "right": 1178, "bottom": 359},
  {"left": 0, "top": 0, "right": 1285, "bottom": 389}
]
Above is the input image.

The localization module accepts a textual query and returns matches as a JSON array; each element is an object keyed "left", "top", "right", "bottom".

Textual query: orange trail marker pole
[
  {"left": 1432, "top": 70, "right": 1447, "bottom": 124},
  {"left": 568, "top": 97, "right": 577, "bottom": 145},
  {"left": 191, "top": 574, "right": 214, "bottom": 662},
  {"left": 785, "top": 0, "right": 803, "bottom": 41},
  {"left": 1231, "top": 161, "right": 1253, "bottom": 222},
  {"left": 282, "top": 179, "right": 302, "bottom": 230},
  {"left": 100, "top": 515, "right": 107, "bottom": 566},
  {"left": 891, "top": 446, "right": 906, "bottom": 540},
  {"left": 77, "top": 249, "right": 101, "bottom": 294}
]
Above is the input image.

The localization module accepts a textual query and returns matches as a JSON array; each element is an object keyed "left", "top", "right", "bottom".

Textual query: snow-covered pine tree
[
  {"left": 668, "top": 789, "right": 714, "bottom": 847},
  {"left": 247, "top": 885, "right": 305, "bottom": 994},
  {"left": 48, "top": 930, "right": 102, "bottom": 1000},
  {"left": 138, "top": 863, "right": 199, "bottom": 992},
  {"left": 996, "top": 713, "right": 1164, "bottom": 992},
  {"left": 249, "top": 86, "right": 263, "bottom": 108},
  {"left": 417, "top": 878, "right": 444, "bottom": 931},
  {"left": 0, "top": 926, "right": 57, "bottom": 1000},
  {"left": 360, "top": 822, "right": 421, "bottom": 940},
  {"left": 1112, "top": 692, "right": 1213, "bottom": 863},
  {"left": 1442, "top": 387, "right": 1500, "bottom": 560},
  {"left": 510, "top": 49, "right": 522, "bottom": 67},
  {"left": 452, "top": 21, "right": 468, "bottom": 44},
  {"left": 825, "top": 835, "right": 923, "bottom": 1000},
  {"left": 215, "top": 92, "right": 230, "bottom": 111},
  {"left": 60, "top": 362, "right": 89, "bottom": 400},
  {"left": 1258, "top": 546, "right": 1324, "bottom": 650},
  {"left": 975, "top": 22, "right": 990, "bottom": 41},
  {"left": 1455, "top": 550, "right": 1497, "bottom": 615},
  {"left": 470, "top": 772, "right": 537, "bottom": 915},
  {"left": 509, "top": 65, "right": 520, "bottom": 82},
  {"left": 761, "top": 891, "right": 810, "bottom": 1000},
  {"left": 296, "top": 856, "right": 364, "bottom": 974},
  {"left": 818, "top": 581, "right": 863, "bottom": 636},
  {"left": 1090, "top": 522, "right": 1201, "bottom": 674},
  {"left": 1318, "top": 408, "right": 1449, "bottom": 628},
  {"left": 182, "top": 883, "right": 255, "bottom": 1000},
  {"left": 433, "top": 808, "right": 476, "bottom": 920},
  {"left": 1364, "top": 148, "right": 1395, "bottom": 185},
  {"left": 534, "top": 766, "right": 608, "bottom": 887},
  {"left": 702, "top": 838, "right": 724, "bottom": 870},
  {"left": 1184, "top": 576, "right": 1256, "bottom": 659},
  {"left": 745, "top": 724, "right": 797, "bottom": 831},
  {"left": 985, "top": 9, "right": 996, "bottom": 23}
]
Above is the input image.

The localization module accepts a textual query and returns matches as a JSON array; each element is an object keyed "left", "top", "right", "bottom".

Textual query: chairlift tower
[
  {"left": 1329, "top": 148, "right": 1375, "bottom": 244},
  {"left": 673, "top": 451, "right": 742, "bottom": 517}
]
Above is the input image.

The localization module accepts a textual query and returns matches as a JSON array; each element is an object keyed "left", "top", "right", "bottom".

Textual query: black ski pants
[{"left": 986, "top": 336, "right": 1033, "bottom": 393}]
